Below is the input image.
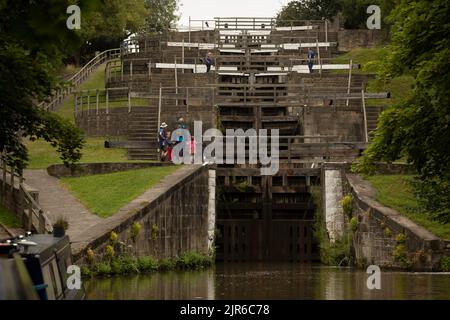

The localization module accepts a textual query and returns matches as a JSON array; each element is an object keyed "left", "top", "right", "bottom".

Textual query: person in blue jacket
[{"left": 307, "top": 48, "right": 315, "bottom": 73}]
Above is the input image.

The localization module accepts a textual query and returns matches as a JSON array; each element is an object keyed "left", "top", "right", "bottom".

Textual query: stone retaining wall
[
  {"left": 346, "top": 174, "right": 450, "bottom": 271},
  {"left": 72, "top": 165, "right": 215, "bottom": 264},
  {"left": 47, "top": 162, "right": 173, "bottom": 178},
  {"left": 337, "top": 29, "right": 390, "bottom": 51}
]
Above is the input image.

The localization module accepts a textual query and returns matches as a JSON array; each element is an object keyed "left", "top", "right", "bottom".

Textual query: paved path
[{"left": 23, "top": 170, "right": 103, "bottom": 241}]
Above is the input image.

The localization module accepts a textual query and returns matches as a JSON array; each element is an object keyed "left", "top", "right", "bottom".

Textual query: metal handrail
[{"left": 38, "top": 48, "right": 121, "bottom": 112}]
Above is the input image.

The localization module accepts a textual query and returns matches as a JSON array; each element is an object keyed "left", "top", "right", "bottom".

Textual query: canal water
[{"left": 85, "top": 263, "right": 450, "bottom": 300}]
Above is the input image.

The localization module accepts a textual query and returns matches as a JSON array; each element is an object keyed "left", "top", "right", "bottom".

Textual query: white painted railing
[{"left": 38, "top": 48, "right": 121, "bottom": 112}]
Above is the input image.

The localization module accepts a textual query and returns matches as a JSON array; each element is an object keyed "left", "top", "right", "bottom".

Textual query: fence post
[
  {"left": 10, "top": 167, "right": 14, "bottom": 192},
  {"left": 148, "top": 59, "right": 152, "bottom": 80},
  {"left": 325, "top": 20, "right": 328, "bottom": 51}
]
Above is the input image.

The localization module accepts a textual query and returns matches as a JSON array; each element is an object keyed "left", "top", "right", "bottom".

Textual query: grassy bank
[
  {"left": 0, "top": 204, "right": 20, "bottom": 229},
  {"left": 333, "top": 47, "right": 415, "bottom": 107},
  {"left": 60, "top": 166, "right": 180, "bottom": 218},
  {"left": 366, "top": 175, "right": 450, "bottom": 240},
  {"left": 83, "top": 251, "right": 213, "bottom": 278},
  {"left": 25, "top": 137, "right": 138, "bottom": 169},
  {"left": 57, "top": 64, "right": 107, "bottom": 121}
]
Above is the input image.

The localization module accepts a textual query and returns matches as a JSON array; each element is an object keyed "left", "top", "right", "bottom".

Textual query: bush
[
  {"left": 342, "top": 195, "right": 353, "bottom": 218},
  {"left": 137, "top": 256, "right": 158, "bottom": 273},
  {"left": 131, "top": 222, "right": 142, "bottom": 242},
  {"left": 349, "top": 217, "right": 358, "bottom": 232},
  {"left": 94, "top": 263, "right": 112, "bottom": 276},
  {"left": 105, "top": 245, "right": 115, "bottom": 260},
  {"left": 176, "top": 252, "right": 212, "bottom": 270},
  {"left": 384, "top": 227, "right": 392, "bottom": 237},
  {"left": 158, "top": 258, "right": 175, "bottom": 271},
  {"left": 440, "top": 256, "right": 450, "bottom": 272}
]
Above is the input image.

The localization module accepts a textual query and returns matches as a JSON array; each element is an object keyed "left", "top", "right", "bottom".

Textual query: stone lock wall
[
  {"left": 72, "top": 165, "right": 216, "bottom": 263},
  {"left": 75, "top": 108, "right": 130, "bottom": 137}
]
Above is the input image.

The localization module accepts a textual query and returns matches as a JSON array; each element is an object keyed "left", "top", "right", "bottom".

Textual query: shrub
[
  {"left": 396, "top": 233, "right": 406, "bottom": 244},
  {"left": 342, "top": 195, "right": 353, "bottom": 218},
  {"left": 349, "top": 217, "right": 358, "bottom": 232},
  {"left": 440, "top": 256, "right": 450, "bottom": 272},
  {"left": 105, "top": 245, "right": 115, "bottom": 260},
  {"left": 176, "top": 252, "right": 212, "bottom": 270},
  {"left": 131, "top": 222, "right": 142, "bottom": 242},
  {"left": 151, "top": 223, "right": 158, "bottom": 240},
  {"left": 94, "top": 263, "right": 112, "bottom": 276},
  {"left": 384, "top": 228, "right": 392, "bottom": 237},
  {"left": 158, "top": 258, "right": 175, "bottom": 271},
  {"left": 110, "top": 231, "right": 118, "bottom": 244},
  {"left": 137, "top": 256, "right": 158, "bottom": 273},
  {"left": 119, "top": 256, "right": 139, "bottom": 274},
  {"left": 86, "top": 247, "right": 95, "bottom": 265},
  {"left": 81, "top": 266, "right": 91, "bottom": 278}
]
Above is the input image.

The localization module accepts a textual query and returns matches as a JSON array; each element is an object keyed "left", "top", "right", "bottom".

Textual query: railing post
[
  {"left": 316, "top": 40, "right": 322, "bottom": 76},
  {"left": 158, "top": 84, "right": 162, "bottom": 145},
  {"left": 87, "top": 92, "right": 90, "bottom": 114},
  {"left": 148, "top": 59, "right": 152, "bottom": 80},
  {"left": 128, "top": 88, "right": 132, "bottom": 113},
  {"left": 346, "top": 59, "right": 353, "bottom": 107},
  {"left": 27, "top": 200, "right": 32, "bottom": 232},
  {"left": 130, "top": 60, "right": 133, "bottom": 81},
  {"left": 10, "top": 166, "right": 14, "bottom": 192},
  {"left": 74, "top": 93, "right": 78, "bottom": 117},
  {"left": 121, "top": 60, "right": 124, "bottom": 81},
  {"left": 106, "top": 89, "right": 109, "bottom": 114},
  {"left": 174, "top": 57, "right": 178, "bottom": 106},
  {"left": 188, "top": 16, "right": 191, "bottom": 50},
  {"left": 96, "top": 89, "right": 99, "bottom": 115},
  {"left": 325, "top": 20, "right": 328, "bottom": 51},
  {"left": 362, "top": 90, "right": 369, "bottom": 143},
  {"left": 38, "top": 210, "right": 45, "bottom": 234}
]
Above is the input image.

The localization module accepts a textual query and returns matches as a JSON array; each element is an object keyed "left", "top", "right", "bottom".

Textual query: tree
[
  {"left": 142, "top": 0, "right": 179, "bottom": 33},
  {"left": 0, "top": 0, "right": 93, "bottom": 171},
  {"left": 356, "top": 0, "right": 450, "bottom": 223},
  {"left": 276, "top": 0, "right": 341, "bottom": 24},
  {"left": 73, "top": 0, "right": 149, "bottom": 63}
]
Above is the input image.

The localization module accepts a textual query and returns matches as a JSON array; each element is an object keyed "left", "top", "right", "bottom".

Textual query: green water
[{"left": 85, "top": 263, "right": 450, "bottom": 300}]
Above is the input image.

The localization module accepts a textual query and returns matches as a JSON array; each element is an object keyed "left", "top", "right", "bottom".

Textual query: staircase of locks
[{"left": 73, "top": 17, "right": 390, "bottom": 262}]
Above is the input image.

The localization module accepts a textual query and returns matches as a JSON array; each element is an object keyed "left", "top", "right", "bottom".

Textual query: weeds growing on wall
[
  {"left": 82, "top": 251, "right": 213, "bottom": 278},
  {"left": 311, "top": 186, "right": 355, "bottom": 266}
]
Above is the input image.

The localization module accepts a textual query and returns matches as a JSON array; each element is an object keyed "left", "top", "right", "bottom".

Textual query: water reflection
[{"left": 85, "top": 263, "right": 450, "bottom": 300}]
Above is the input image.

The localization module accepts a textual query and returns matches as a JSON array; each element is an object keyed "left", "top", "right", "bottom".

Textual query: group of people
[{"left": 159, "top": 117, "right": 195, "bottom": 162}]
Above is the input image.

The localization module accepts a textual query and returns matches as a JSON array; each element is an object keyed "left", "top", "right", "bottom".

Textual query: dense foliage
[
  {"left": 356, "top": 0, "right": 450, "bottom": 223},
  {"left": 276, "top": 0, "right": 397, "bottom": 28},
  {"left": 0, "top": 0, "right": 89, "bottom": 171}
]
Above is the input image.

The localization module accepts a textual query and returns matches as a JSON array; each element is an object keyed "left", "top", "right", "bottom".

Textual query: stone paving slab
[{"left": 23, "top": 169, "right": 103, "bottom": 241}]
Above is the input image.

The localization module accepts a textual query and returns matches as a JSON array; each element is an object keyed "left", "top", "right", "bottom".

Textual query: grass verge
[
  {"left": 366, "top": 175, "right": 450, "bottom": 240},
  {"left": 0, "top": 204, "right": 20, "bottom": 229},
  {"left": 60, "top": 166, "right": 180, "bottom": 218},
  {"left": 333, "top": 47, "right": 415, "bottom": 107},
  {"left": 25, "top": 137, "right": 143, "bottom": 169}
]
